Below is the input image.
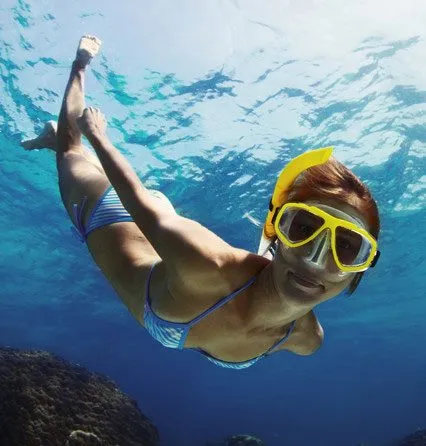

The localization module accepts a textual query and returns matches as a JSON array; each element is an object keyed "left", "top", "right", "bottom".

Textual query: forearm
[
  {"left": 89, "top": 133, "right": 141, "bottom": 191},
  {"left": 88, "top": 133, "right": 158, "bottom": 222}
]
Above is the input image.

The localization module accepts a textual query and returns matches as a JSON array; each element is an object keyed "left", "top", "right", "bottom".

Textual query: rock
[
  {"left": 225, "top": 435, "right": 265, "bottom": 446},
  {"left": 396, "top": 429, "right": 426, "bottom": 446},
  {"left": 206, "top": 434, "right": 265, "bottom": 446},
  {"left": 66, "top": 430, "right": 102, "bottom": 445},
  {"left": 0, "top": 347, "right": 159, "bottom": 446}
]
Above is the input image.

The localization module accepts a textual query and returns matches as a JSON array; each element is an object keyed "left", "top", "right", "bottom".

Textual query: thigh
[{"left": 57, "top": 150, "right": 110, "bottom": 227}]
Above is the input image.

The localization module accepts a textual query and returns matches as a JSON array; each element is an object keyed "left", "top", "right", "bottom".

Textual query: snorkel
[{"left": 258, "top": 147, "right": 334, "bottom": 257}]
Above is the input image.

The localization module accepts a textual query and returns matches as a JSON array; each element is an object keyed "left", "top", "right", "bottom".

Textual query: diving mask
[{"left": 275, "top": 202, "right": 379, "bottom": 273}]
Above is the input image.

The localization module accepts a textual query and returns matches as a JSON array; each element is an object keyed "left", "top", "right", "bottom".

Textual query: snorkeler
[{"left": 22, "top": 35, "right": 380, "bottom": 369}]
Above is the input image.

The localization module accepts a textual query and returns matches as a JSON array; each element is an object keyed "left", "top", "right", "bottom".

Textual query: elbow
[{"left": 299, "top": 325, "right": 324, "bottom": 356}]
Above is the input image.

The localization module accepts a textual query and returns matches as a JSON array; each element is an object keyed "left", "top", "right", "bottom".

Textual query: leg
[
  {"left": 53, "top": 36, "right": 109, "bottom": 226},
  {"left": 56, "top": 35, "right": 102, "bottom": 154},
  {"left": 21, "top": 120, "right": 105, "bottom": 174},
  {"left": 22, "top": 35, "right": 110, "bottom": 228},
  {"left": 21, "top": 120, "right": 58, "bottom": 150}
]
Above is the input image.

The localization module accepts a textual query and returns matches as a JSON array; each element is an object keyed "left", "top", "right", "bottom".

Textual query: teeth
[
  {"left": 289, "top": 272, "right": 320, "bottom": 287},
  {"left": 297, "top": 276, "right": 317, "bottom": 286}
]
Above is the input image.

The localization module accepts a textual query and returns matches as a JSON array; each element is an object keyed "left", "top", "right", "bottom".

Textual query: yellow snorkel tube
[{"left": 258, "top": 147, "right": 334, "bottom": 256}]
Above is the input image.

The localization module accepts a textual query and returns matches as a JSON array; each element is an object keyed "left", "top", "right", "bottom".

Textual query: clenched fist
[{"left": 77, "top": 106, "right": 107, "bottom": 140}]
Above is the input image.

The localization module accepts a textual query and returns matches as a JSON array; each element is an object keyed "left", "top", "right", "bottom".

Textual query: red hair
[{"left": 286, "top": 156, "right": 380, "bottom": 296}]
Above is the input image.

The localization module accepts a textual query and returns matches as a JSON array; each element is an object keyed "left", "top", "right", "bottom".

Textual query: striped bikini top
[{"left": 143, "top": 262, "right": 296, "bottom": 370}]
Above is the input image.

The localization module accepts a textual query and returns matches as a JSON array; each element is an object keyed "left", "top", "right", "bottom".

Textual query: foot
[
  {"left": 21, "top": 120, "right": 58, "bottom": 151},
  {"left": 75, "top": 35, "right": 102, "bottom": 69}
]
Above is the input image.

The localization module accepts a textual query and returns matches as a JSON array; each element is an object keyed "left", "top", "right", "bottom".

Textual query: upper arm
[
  {"left": 124, "top": 187, "right": 232, "bottom": 275},
  {"left": 152, "top": 215, "right": 233, "bottom": 276}
]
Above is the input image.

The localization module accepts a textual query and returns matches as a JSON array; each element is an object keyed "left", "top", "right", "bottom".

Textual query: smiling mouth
[{"left": 287, "top": 271, "right": 324, "bottom": 290}]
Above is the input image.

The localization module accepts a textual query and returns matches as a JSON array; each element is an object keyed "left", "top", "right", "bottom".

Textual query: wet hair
[{"left": 285, "top": 155, "right": 380, "bottom": 296}]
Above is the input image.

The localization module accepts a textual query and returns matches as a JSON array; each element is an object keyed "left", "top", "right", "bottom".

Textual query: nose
[
  {"left": 305, "top": 228, "right": 331, "bottom": 268},
  {"left": 301, "top": 229, "right": 348, "bottom": 277}
]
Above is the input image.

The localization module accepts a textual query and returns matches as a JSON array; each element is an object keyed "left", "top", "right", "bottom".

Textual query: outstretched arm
[
  {"left": 77, "top": 107, "right": 233, "bottom": 279},
  {"left": 77, "top": 107, "right": 170, "bottom": 223}
]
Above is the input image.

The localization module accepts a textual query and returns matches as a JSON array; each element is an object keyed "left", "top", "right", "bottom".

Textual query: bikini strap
[
  {"left": 145, "top": 261, "right": 159, "bottom": 305},
  {"left": 187, "top": 276, "right": 257, "bottom": 327},
  {"left": 264, "top": 319, "right": 296, "bottom": 356},
  {"left": 144, "top": 263, "right": 256, "bottom": 328}
]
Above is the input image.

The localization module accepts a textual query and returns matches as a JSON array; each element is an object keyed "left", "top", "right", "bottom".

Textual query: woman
[{"left": 22, "top": 36, "right": 380, "bottom": 369}]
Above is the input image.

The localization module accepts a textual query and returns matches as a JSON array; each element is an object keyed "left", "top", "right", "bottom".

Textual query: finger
[
  {"left": 76, "top": 115, "right": 83, "bottom": 129},
  {"left": 96, "top": 108, "right": 105, "bottom": 119}
]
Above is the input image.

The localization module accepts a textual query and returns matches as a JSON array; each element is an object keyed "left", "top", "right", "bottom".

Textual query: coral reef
[
  {"left": 0, "top": 347, "right": 159, "bottom": 446},
  {"left": 225, "top": 435, "right": 264, "bottom": 446},
  {"left": 206, "top": 434, "right": 265, "bottom": 446},
  {"left": 396, "top": 429, "right": 426, "bottom": 446}
]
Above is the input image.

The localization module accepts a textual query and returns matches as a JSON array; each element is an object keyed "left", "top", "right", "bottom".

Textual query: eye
[
  {"left": 284, "top": 209, "right": 324, "bottom": 242},
  {"left": 297, "top": 223, "right": 310, "bottom": 232},
  {"left": 337, "top": 238, "right": 353, "bottom": 250},
  {"left": 297, "top": 223, "right": 315, "bottom": 235}
]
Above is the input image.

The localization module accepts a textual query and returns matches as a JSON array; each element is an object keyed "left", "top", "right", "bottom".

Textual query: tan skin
[{"left": 23, "top": 36, "right": 371, "bottom": 363}]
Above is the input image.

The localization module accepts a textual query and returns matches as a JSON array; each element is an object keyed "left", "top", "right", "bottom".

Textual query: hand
[{"left": 77, "top": 106, "right": 107, "bottom": 140}]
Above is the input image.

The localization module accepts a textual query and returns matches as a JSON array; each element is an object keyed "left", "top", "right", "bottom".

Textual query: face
[{"left": 272, "top": 197, "right": 370, "bottom": 305}]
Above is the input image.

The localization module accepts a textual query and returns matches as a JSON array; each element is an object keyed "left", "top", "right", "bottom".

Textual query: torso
[{"left": 85, "top": 221, "right": 323, "bottom": 363}]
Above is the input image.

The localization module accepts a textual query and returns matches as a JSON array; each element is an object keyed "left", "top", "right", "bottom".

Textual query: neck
[{"left": 245, "top": 262, "right": 315, "bottom": 328}]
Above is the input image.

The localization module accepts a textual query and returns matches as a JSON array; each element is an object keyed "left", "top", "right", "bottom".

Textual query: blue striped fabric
[
  {"left": 71, "top": 185, "right": 133, "bottom": 242},
  {"left": 144, "top": 306, "right": 190, "bottom": 349},
  {"left": 86, "top": 186, "right": 134, "bottom": 236},
  {"left": 144, "top": 262, "right": 296, "bottom": 370}
]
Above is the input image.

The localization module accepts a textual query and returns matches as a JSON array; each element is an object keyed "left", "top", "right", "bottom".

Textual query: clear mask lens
[{"left": 278, "top": 207, "right": 373, "bottom": 267}]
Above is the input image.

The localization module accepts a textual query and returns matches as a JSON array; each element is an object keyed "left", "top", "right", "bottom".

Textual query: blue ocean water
[{"left": 1, "top": 1, "right": 426, "bottom": 445}]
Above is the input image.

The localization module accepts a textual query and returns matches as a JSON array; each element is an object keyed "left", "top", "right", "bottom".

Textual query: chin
[{"left": 280, "top": 270, "right": 327, "bottom": 302}]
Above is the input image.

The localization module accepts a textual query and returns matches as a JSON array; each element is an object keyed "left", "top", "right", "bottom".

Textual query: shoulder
[
  {"left": 290, "top": 311, "right": 324, "bottom": 356},
  {"left": 168, "top": 243, "right": 270, "bottom": 302},
  {"left": 149, "top": 248, "right": 268, "bottom": 323}
]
